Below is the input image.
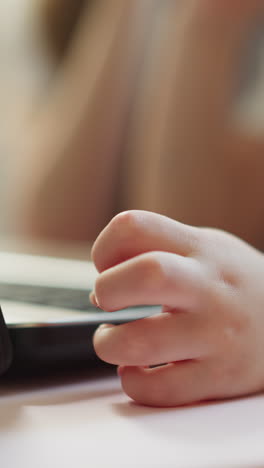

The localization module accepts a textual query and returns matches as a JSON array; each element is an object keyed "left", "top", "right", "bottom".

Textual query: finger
[
  {"left": 93, "top": 311, "right": 210, "bottom": 367},
  {"left": 94, "top": 251, "right": 209, "bottom": 312},
  {"left": 92, "top": 210, "right": 201, "bottom": 273},
  {"left": 118, "top": 360, "right": 218, "bottom": 407}
]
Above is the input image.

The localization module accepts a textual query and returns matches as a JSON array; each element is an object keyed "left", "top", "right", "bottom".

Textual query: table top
[
  {"left": 1, "top": 367, "right": 264, "bottom": 468},
  {"left": 0, "top": 243, "right": 263, "bottom": 468}
]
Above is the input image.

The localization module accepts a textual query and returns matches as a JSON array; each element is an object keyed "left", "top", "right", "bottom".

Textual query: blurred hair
[{"left": 38, "top": 0, "right": 90, "bottom": 61}]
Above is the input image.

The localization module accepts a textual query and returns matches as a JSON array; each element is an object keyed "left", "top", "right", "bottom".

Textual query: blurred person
[
  {"left": 121, "top": 1, "right": 264, "bottom": 249},
  {"left": 7, "top": 0, "right": 156, "bottom": 241},
  {"left": 6, "top": 0, "right": 264, "bottom": 249}
]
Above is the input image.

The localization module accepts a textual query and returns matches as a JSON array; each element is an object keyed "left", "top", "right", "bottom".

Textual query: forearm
[
  {"left": 122, "top": 1, "right": 264, "bottom": 241},
  {"left": 8, "top": 0, "right": 154, "bottom": 242},
  {"left": 156, "top": 2, "right": 264, "bottom": 235}
]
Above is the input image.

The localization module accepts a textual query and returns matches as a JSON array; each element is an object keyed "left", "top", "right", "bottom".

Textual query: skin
[
  {"left": 92, "top": 210, "right": 264, "bottom": 407},
  {"left": 121, "top": 0, "right": 264, "bottom": 249},
  {"left": 7, "top": 0, "right": 155, "bottom": 241},
  {"left": 7, "top": 0, "right": 264, "bottom": 248}
]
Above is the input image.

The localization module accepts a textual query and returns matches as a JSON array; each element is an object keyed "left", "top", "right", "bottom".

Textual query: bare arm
[
  {"left": 8, "top": 0, "right": 154, "bottom": 242},
  {"left": 122, "top": 0, "right": 264, "bottom": 248}
]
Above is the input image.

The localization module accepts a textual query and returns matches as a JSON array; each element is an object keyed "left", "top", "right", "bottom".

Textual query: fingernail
[
  {"left": 97, "top": 323, "right": 115, "bottom": 333},
  {"left": 89, "top": 291, "right": 100, "bottom": 308}
]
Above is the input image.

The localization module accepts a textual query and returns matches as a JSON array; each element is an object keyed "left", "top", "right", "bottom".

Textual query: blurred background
[
  {"left": 0, "top": 0, "right": 264, "bottom": 254},
  {"left": 0, "top": 0, "right": 51, "bottom": 236}
]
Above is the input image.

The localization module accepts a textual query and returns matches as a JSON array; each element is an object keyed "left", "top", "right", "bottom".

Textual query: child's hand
[{"left": 92, "top": 211, "right": 264, "bottom": 407}]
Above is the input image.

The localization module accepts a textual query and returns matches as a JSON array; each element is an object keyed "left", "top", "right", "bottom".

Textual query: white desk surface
[
  {"left": 0, "top": 368, "right": 264, "bottom": 468},
  {"left": 0, "top": 246, "right": 263, "bottom": 468}
]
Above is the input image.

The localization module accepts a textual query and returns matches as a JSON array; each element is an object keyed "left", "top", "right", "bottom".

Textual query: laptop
[{"left": 0, "top": 252, "right": 158, "bottom": 376}]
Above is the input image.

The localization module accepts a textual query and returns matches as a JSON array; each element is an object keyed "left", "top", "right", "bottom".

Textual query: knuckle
[
  {"left": 111, "top": 210, "right": 145, "bottom": 242},
  {"left": 118, "top": 320, "right": 160, "bottom": 366},
  {"left": 139, "top": 253, "right": 168, "bottom": 295},
  {"left": 124, "top": 334, "right": 150, "bottom": 365},
  {"left": 218, "top": 310, "right": 250, "bottom": 350},
  {"left": 92, "top": 210, "right": 144, "bottom": 268}
]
